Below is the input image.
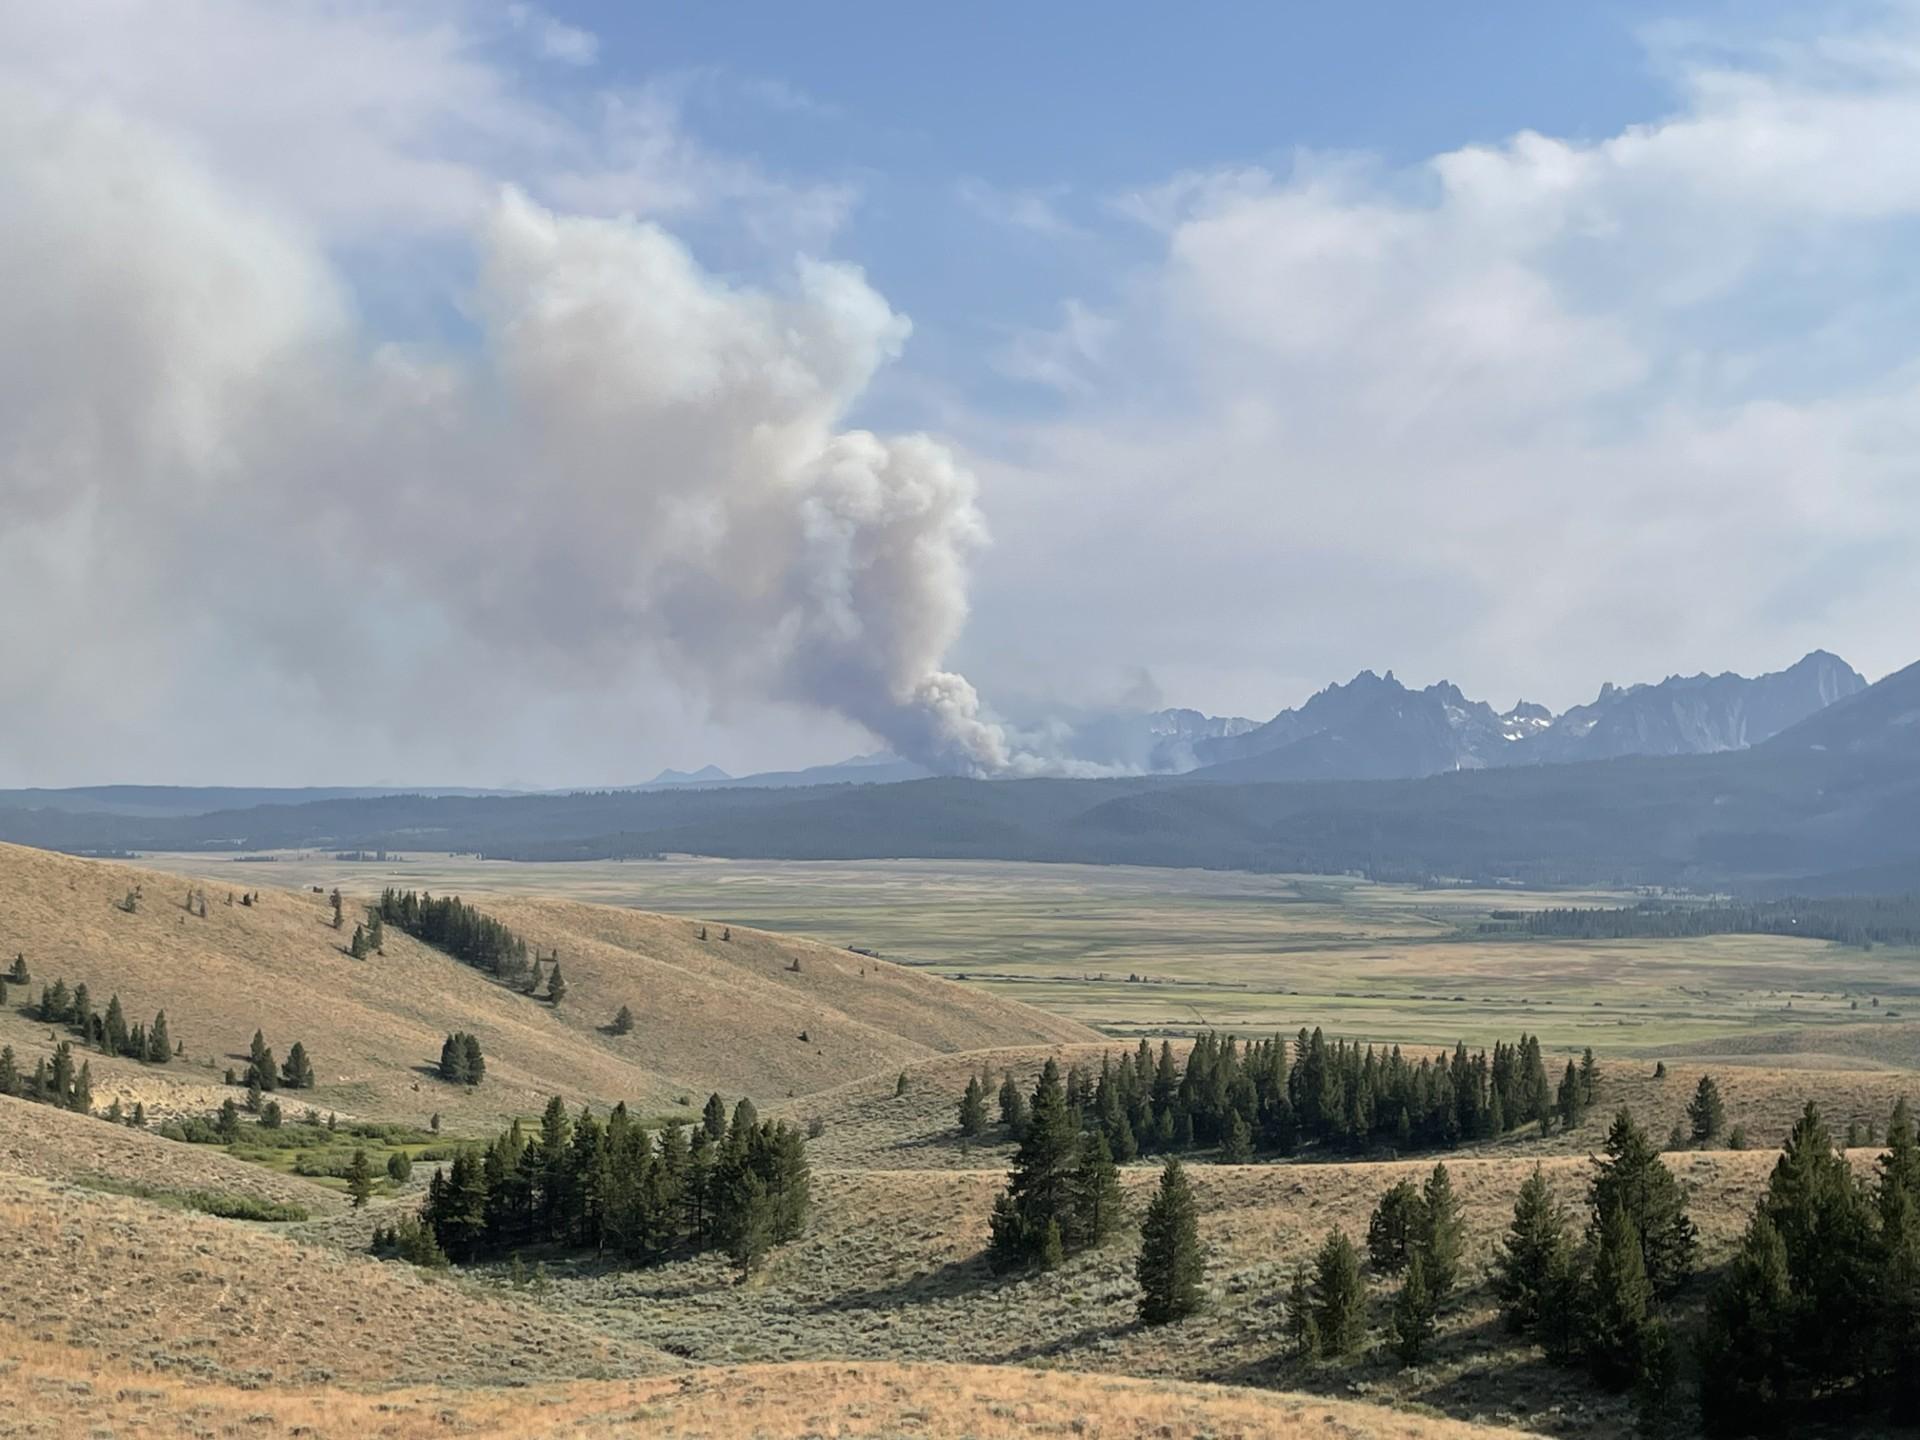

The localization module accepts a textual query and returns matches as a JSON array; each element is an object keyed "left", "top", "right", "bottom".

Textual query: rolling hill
[{"left": 0, "top": 843, "right": 1094, "bottom": 1130}]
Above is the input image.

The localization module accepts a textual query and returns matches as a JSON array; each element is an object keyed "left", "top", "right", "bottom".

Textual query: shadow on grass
[{"left": 803, "top": 1249, "right": 1019, "bottom": 1313}]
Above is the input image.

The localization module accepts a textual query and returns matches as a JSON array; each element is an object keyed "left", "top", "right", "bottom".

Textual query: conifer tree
[
  {"left": 148, "top": 1011, "right": 171, "bottom": 1064},
  {"left": 461, "top": 1032, "right": 484, "bottom": 1085},
  {"left": 1698, "top": 1210, "right": 1794, "bottom": 1434},
  {"left": 998, "top": 1072, "right": 1029, "bottom": 1137},
  {"left": 367, "top": 912, "right": 385, "bottom": 952},
  {"left": 987, "top": 1059, "right": 1076, "bottom": 1271},
  {"left": 958, "top": 1075, "right": 987, "bottom": 1136},
  {"left": 545, "top": 962, "right": 567, "bottom": 1006},
  {"left": 330, "top": 888, "right": 344, "bottom": 928},
  {"left": 1584, "top": 1204, "right": 1653, "bottom": 1390},
  {"left": 1220, "top": 1108, "right": 1253, "bottom": 1163},
  {"left": 611, "top": 1004, "right": 634, "bottom": 1035},
  {"left": 0, "top": 1046, "right": 14, "bottom": 1096},
  {"left": 1311, "top": 1228, "right": 1365, "bottom": 1356},
  {"left": 1579, "top": 1047, "right": 1599, "bottom": 1103},
  {"left": 703, "top": 1092, "right": 728, "bottom": 1141},
  {"left": 247, "top": 1030, "right": 278, "bottom": 1091},
  {"left": 1492, "top": 1165, "right": 1571, "bottom": 1336},
  {"left": 131, "top": 1101, "right": 146, "bottom": 1127},
  {"left": 49, "top": 1042, "right": 74, "bottom": 1104},
  {"left": 438, "top": 1032, "right": 470, "bottom": 1084},
  {"left": 1688, "top": 1074, "right": 1727, "bottom": 1143},
  {"left": 1589, "top": 1107, "right": 1696, "bottom": 1297},
  {"left": 216, "top": 1097, "right": 241, "bottom": 1142},
  {"left": 1066, "top": 1130, "right": 1123, "bottom": 1250},
  {"left": 1136, "top": 1157, "right": 1203, "bottom": 1324},
  {"left": 1392, "top": 1250, "right": 1438, "bottom": 1363},
  {"left": 7, "top": 954, "right": 26, "bottom": 983},
  {"left": 281, "top": 1041, "right": 314, "bottom": 1090},
  {"left": 1367, "top": 1178, "right": 1426, "bottom": 1274},
  {"left": 70, "top": 1060, "right": 92, "bottom": 1114},
  {"left": 1557, "top": 1060, "right": 1585, "bottom": 1130},
  {"left": 349, "top": 923, "right": 370, "bottom": 959},
  {"left": 103, "top": 994, "right": 128, "bottom": 1056},
  {"left": 1285, "top": 1264, "right": 1319, "bottom": 1358},
  {"left": 260, "top": 1100, "right": 282, "bottom": 1128},
  {"left": 1420, "top": 1162, "right": 1465, "bottom": 1299}
]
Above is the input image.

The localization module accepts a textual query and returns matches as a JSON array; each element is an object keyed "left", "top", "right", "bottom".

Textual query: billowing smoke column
[
  {"left": 472, "top": 192, "right": 1019, "bottom": 775},
  {"left": 0, "top": 82, "right": 1034, "bottom": 777}
]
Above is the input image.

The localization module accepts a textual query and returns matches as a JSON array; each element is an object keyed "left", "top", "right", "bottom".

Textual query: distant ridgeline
[
  {"left": 374, "top": 889, "right": 529, "bottom": 978},
  {"left": 1497, "top": 895, "right": 1920, "bottom": 948}
]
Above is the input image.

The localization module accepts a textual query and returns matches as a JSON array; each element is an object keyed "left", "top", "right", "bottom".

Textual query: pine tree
[
  {"left": 217, "top": 1097, "right": 241, "bottom": 1142},
  {"left": 1066, "top": 1131, "right": 1124, "bottom": 1250},
  {"left": 461, "top": 1032, "right": 484, "bottom": 1086},
  {"left": 260, "top": 1100, "right": 282, "bottom": 1128},
  {"left": 987, "top": 1059, "right": 1076, "bottom": 1271},
  {"left": 281, "top": 1041, "right": 314, "bottom": 1090},
  {"left": 1136, "top": 1158, "right": 1203, "bottom": 1324},
  {"left": 611, "top": 1004, "right": 634, "bottom": 1035},
  {"left": 703, "top": 1092, "right": 728, "bottom": 1141},
  {"left": 1579, "top": 1047, "right": 1600, "bottom": 1103},
  {"left": 330, "top": 888, "right": 344, "bottom": 928},
  {"left": 1557, "top": 1060, "right": 1585, "bottom": 1130},
  {"left": 49, "top": 1042, "right": 74, "bottom": 1105},
  {"left": 439, "top": 1032, "right": 470, "bottom": 1084},
  {"left": 958, "top": 1075, "right": 987, "bottom": 1136},
  {"left": 7, "top": 954, "right": 26, "bottom": 983},
  {"left": 1421, "top": 1162, "right": 1465, "bottom": 1299},
  {"left": 1590, "top": 1107, "right": 1696, "bottom": 1297},
  {"left": 545, "top": 963, "right": 567, "bottom": 1006},
  {"left": 1219, "top": 1109, "right": 1253, "bottom": 1164},
  {"left": 1311, "top": 1228, "right": 1365, "bottom": 1356},
  {"left": 0, "top": 1046, "right": 14, "bottom": 1097},
  {"left": 102, "top": 994, "right": 128, "bottom": 1056},
  {"left": 1392, "top": 1250, "right": 1438, "bottom": 1363},
  {"left": 1492, "top": 1165, "right": 1571, "bottom": 1336},
  {"left": 1698, "top": 1210, "right": 1794, "bottom": 1435},
  {"left": 1585, "top": 1204, "right": 1653, "bottom": 1390},
  {"left": 247, "top": 1030, "right": 277, "bottom": 1091},
  {"left": 367, "top": 912, "right": 384, "bottom": 952},
  {"left": 1285, "top": 1264, "right": 1320, "bottom": 1359},
  {"left": 1367, "top": 1178, "right": 1426, "bottom": 1275},
  {"left": 349, "top": 923, "right": 370, "bottom": 959},
  {"left": 1688, "top": 1074, "right": 1726, "bottom": 1143},
  {"left": 998, "top": 1072, "right": 1029, "bottom": 1137},
  {"left": 148, "top": 1011, "right": 171, "bottom": 1064},
  {"left": 70, "top": 1060, "right": 92, "bottom": 1114}
]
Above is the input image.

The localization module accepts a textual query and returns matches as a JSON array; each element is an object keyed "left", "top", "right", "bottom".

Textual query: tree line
[
  {"left": 1506, "top": 894, "right": 1920, "bottom": 948},
  {"left": 372, "top": 889, "right": 569, "bottom": 1001},
  {"left": 403, "top": 1092, "right": 811, "bottom": 1278},
  {"left": 959, "top": 1029, "right": 1598, "bottom": 1163},
  {"left": 12, "top": 971, "right": 176, "bottom": 1066}
]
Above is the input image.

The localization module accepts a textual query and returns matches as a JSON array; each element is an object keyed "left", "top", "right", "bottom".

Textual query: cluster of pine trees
[
  {"left": 437, "top": 1032, "right": 485, "bottom": 1085},
  {"left": 20, "top": 977, "right": 175, "bottom": 1064},
  {"left": 1514, "top": 895, "right": 1920, "bottom": 948},
  {"left": 1696, "top": 1100, "right": 1920, "bottom": 1433},
  {"left": 961, "top": 1030, "right": 1595, "bottom": 1163},
  {"left": 414, "top": 1093, "right": 810, "bottom": 1277},
  {"left": 375, "top": 889, "right": 530, "bottom": 979},
  {"left": 0, "top": 1040, "right": 95, "bottom": 1113},
  {"left": 985, "top": 1059, "right": 1124, "bottom": 1271},
  {"left": 1478, "top": 1108, "right": 1696, "bottom": 1412},
  {"left": 231, "top": 1029, "right": 315, "bottom": 1099}
]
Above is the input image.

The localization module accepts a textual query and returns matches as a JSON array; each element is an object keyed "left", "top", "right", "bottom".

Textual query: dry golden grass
[
  {"left": 0, "top": 1173, "right": 671, "bottom": 1388},
  {"left": 0, "top": 843, "right": 1093, "bottom": 1130},
  {"left": 0, "top": 1337, "right": 1536, "bottom": 1439}
]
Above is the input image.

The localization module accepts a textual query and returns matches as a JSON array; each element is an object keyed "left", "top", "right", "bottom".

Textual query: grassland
[
  {"left": 138, "top": 851, "right": 1920, "bottom": 1054},
  {"left": 10, "top": 843, "right": 1920, "bottom": 1438}
]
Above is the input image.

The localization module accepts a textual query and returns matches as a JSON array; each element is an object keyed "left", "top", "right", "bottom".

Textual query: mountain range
[{"left": 1188, "top": 650, "right": 1865, "bottom": 781}]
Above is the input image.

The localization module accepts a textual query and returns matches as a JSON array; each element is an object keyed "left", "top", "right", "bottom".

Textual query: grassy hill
[{"left": 0, "top": 842, "right": 1094, "bottom": 1131}]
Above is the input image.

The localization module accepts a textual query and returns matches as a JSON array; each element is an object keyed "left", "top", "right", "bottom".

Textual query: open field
[{"left": 137, "top": 851, "right": 1920, "bottom": 1054}]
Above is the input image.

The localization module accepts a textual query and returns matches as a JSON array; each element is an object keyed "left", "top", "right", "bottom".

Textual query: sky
[{"left": 4, "top": 0, "right": 1919, "bottom": 786}]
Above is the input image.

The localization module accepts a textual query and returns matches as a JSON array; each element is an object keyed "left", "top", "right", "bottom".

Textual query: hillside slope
[{"left": 0, "top": 843, "right": 1093, "bottom": 1128}]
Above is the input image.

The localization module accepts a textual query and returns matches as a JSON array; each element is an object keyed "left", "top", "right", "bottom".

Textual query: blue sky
[{"left": 3, "top": 1, "right": 1920, "bottom": 785}]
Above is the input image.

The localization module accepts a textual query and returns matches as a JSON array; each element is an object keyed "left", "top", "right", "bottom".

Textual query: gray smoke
[{"left": 0, "top": 81, "right": 1042, "bottom": 777}]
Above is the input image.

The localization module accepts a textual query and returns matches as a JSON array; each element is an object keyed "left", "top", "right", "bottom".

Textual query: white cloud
[
  {"left": 970, "top": 13, "right": 1920, "bottom": 717},
  {"left": 508, "top": 3, "right": 599, "bottom": 66}
]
